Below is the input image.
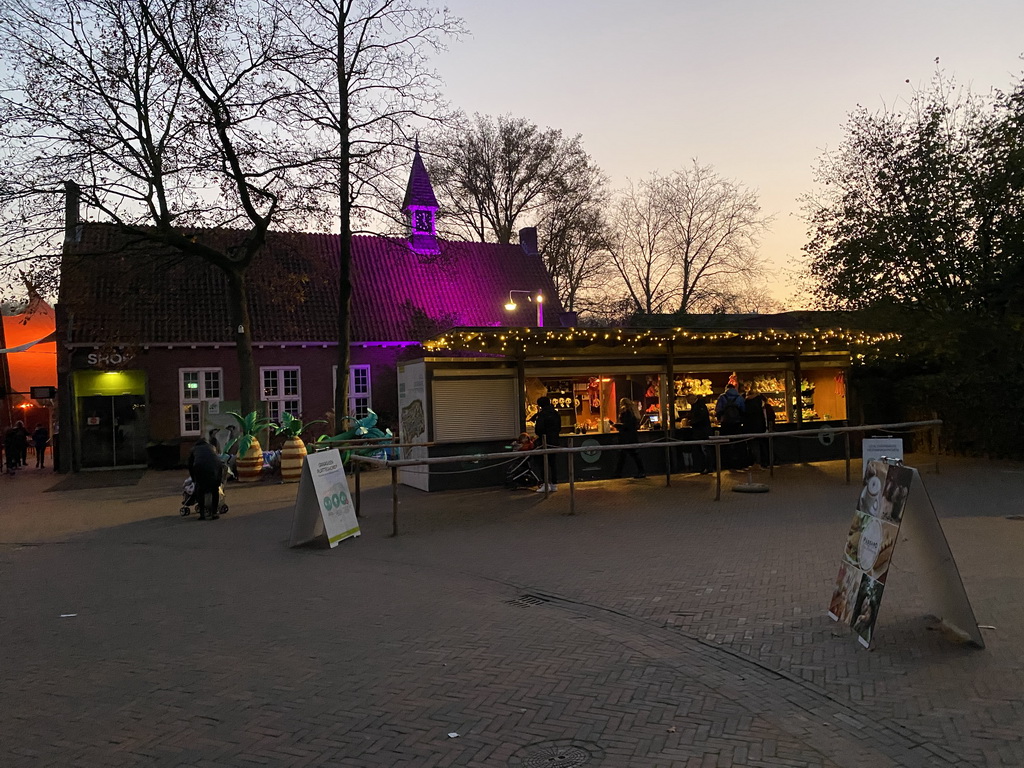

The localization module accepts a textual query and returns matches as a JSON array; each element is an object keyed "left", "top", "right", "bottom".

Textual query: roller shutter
[{"left": 432, "top": 377, "right": 518, "bottom": 442}]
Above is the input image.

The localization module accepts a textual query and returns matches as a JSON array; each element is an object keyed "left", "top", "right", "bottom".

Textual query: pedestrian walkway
[{"left": 1, "top": 454, "right": 1022, "bottom": 766}]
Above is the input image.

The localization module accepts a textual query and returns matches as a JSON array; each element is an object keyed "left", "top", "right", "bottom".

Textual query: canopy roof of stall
[{"left": 422, "top": 325, "right": 897, "bottom": 358}]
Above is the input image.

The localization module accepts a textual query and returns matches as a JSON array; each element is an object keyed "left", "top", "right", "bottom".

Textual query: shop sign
[
  {"left": 85, "top": 346, "right": 136, "bottom": 368},
  {"left": 579, "top": 438, "right": 601, "bottom": 464},
  {"left": 31, "top": 385, "right": 57, "bottom": 399}
]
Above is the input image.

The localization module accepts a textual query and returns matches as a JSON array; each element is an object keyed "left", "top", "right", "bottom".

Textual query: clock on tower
[{"left": 414, "top": 210, "right": 432, "bottom": 233}]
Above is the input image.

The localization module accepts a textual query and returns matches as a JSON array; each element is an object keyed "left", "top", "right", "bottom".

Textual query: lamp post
[{"left": 504, "top": 290, "right": 543, "bottom": 326}]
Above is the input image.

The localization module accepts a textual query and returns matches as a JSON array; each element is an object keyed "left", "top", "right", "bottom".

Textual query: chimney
[
  {"left": 64, "top": 180, "right": 81, "bottom": 245},
  {"left": 519, "top": 227, "right": 538, "bottom": 255}
]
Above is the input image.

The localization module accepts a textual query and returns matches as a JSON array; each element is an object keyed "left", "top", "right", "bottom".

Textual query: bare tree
[
  {"left": 427, "top": 113, "right": 604, "bottom": 244},
  {"left": 0, "top": 0, "right": 323, "bottom": 412},
  {"left": 539, "top": 199, "right": 612, "bottom": 314},
  {"left": 607, "top": 163, "right": 772, "bottom": 316},
  {"left": 275, "top": 0, "right": 463, "bottom": 423}
]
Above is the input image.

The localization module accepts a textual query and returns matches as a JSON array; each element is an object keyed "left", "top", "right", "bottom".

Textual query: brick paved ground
[{"left": 1, "top": 453, "right": 1022, "bottom": 767}]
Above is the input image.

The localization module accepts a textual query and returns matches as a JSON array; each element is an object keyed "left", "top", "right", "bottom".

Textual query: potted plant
[
  {"left": 273, "top": 412, "right": 326, "bottom": 483},
  {"left": 225, "top": 410, "right": 274, "bottom": 482}
]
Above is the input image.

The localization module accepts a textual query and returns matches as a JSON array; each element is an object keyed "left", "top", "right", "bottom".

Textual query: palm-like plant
[
  {"left": 272, "top": 411, "right": 326, "bottom": 440},
  {"left": 225, "top": 410, "right": 274, "bottom": 456}
]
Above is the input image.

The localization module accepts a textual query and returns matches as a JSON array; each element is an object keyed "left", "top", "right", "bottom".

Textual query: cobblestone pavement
[{"left": 1, "top": 454, "right": 1022, "bottom": 767}]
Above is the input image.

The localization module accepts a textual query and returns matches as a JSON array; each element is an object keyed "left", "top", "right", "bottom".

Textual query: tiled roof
[
  {"left": 401, "top": 149, "right": 439, "bottom": 211},
  {"left": 59, "top": 224, "right": 562, "bottom": 345}
]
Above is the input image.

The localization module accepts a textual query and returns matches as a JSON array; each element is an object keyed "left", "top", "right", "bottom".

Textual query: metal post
[
  {"left": 567, "top": 441, "right": 576, "bottom": 515},
  {"left": 354, "top": 458, "right": 362, "bottom": 517},
  {"left": 768, "top": 432, "right": 775, "bottom": 479},
  {"left": 664, "top": 444, "right": 671, "bottom": 487},
  {"left": 844, "top": 431, "right": 851, "bottom": 485},
  {"left": 932, "top": 424, "right": 941, "bottom": 475},
  {"left": 390, "top": 466, "right": 399, "bottom": 537},
  {"left": 714, "top": 442, "right": 722, "bottom": 501},
  {"left": 541, "top": 436, "right": 550, "bottom": 497}
]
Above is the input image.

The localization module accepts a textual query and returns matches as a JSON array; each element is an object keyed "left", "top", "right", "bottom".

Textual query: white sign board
[
  {"left": 289, "top": 448, "right": 360, "bottom": 548},
  {"left": 861, "top": 437, "right": 904, "bottom": 477},
  {"left": 397, "top": 360, "right": 429, "bottom": 491}
]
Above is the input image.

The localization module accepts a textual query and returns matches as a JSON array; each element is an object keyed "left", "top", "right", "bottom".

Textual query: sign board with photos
[
  {"left": 829, "top": 458, "right": 985, "bottom": 649},
  {"left": 829, "top": 458, "right": 913, "bottom": 647}
]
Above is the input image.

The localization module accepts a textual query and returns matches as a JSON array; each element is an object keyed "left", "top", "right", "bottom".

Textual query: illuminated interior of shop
[{"left": 525, "top": 367, "right": 848, "bottom": 435}]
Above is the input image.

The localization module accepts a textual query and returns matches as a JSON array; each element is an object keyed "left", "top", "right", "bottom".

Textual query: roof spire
[{"left": 403, "top": 144, "right": 440, "bottom": 255}]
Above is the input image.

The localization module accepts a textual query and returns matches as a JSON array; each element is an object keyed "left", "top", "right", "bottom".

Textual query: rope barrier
[{"left": 348, "top": 419, "right": 942, "bottom": 535}]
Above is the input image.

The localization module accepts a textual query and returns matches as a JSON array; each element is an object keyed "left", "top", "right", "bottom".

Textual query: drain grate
[
  {"left": 521, "top": 745, "right": 590, "bottom": 767},
  {"left": 506, "top": 594, "right": 550, "bottom": 608}
]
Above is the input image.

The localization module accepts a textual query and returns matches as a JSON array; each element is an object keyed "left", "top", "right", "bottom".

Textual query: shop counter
[{"left": 399, "top": 421, "right": 851, "bottom": 492}]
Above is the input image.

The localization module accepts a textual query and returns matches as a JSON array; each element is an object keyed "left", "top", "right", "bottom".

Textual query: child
[{"left": 513, "top": 432, "right": 535, "bottom": 451}]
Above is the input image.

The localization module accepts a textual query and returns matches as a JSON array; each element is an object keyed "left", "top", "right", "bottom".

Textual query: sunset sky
[{"left": 433, "top": 0, "right": 1024, "bottom": 306}]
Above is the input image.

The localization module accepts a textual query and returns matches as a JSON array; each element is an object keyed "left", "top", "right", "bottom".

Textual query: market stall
[{"left": 397, "top": 323, "right": 893, "bottom": 490}]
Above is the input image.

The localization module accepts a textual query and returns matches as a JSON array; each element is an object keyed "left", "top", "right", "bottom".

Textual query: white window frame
[
  {"left": 260, "top": 366, "right": 302, "bottom": 423},
  {"left": 179, "top": 367, "right": 223, "bottom": 436},
  {"left": 332, "top": 364, "right": 373, "bottom": 420}
]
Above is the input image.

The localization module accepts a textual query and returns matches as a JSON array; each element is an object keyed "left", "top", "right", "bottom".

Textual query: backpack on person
[{"left": 719, "top": 392, "right": 743, "bottom": 426}]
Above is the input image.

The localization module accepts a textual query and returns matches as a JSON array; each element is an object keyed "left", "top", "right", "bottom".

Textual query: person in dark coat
[
  {"left": 4, "top": 427, "right": 22, "bottom": 474},
  {"left": 532, "top": 396, "right": 562, "bottom": 492},
  {"left": 187, "top": 437, "right": 225, "bottom": 520},
  {"left": 743, "top": 386, "right": 774, "bottom": 470},
  {"left": 613, "top": 398, "right": 646, "bottom": 478},
  {"left": 715, "top": 383, "right": 747, "bottom": 470},
  {"left": 688, "top": 395, "right": 713, "bottom": 474},
  {"left": 13, "top": 420, "right": 29, "bottom": 467},
  {"left": 32, "top": 424, "right": 49, "bottom": 468}
]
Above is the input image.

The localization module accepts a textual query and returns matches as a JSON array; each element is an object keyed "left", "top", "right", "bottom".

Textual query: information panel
[{"left": 290, "top": 448, "right": 360, "bottom": 548}]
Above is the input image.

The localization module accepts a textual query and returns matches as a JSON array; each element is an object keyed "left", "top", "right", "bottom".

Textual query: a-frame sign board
[
  {"left": 828, "top": 459, "right": 984, "bottom": 649},
  {"left": 290, "top": 448, "right": 360, "bottom": 548}
]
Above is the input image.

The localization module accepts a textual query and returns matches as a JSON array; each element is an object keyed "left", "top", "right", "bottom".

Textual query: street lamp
[{"left": 504, "top": 290, "right": 544, "bottom": 326}]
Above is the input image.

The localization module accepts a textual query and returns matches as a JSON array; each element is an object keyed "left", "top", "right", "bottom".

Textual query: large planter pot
[
  {"left": 280, "top": 436, "right": 307, "bottom": 483},
  {"left": 236, "top": 440, "right": 264, "bottom": 482}
]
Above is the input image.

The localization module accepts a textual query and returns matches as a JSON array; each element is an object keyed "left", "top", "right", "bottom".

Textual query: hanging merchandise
[
  {"left": 835, "top": 372, "right": 847, "bottom": 397},
  {"left": 588, "top": 377, "right": 601, "bottom": 411}
]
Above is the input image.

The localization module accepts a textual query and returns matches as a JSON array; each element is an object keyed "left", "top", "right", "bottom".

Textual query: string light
[{"left": 422, "top": 326, "right": 899, "bottom": 353}]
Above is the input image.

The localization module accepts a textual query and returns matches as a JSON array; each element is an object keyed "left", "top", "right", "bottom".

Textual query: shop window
[
  {"left": 331, "top": 365, "right": 373, "bottom": 419},
  {"left": 179, "top": 368, "right": 222, "bottom": 436},
  {"left": 261, "top": 367, "right": 301, "bottom": 422}
]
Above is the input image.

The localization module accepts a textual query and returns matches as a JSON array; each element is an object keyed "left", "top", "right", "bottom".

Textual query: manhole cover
[{"left": 522, "top": 745, "right": 590, "bottom": 767}]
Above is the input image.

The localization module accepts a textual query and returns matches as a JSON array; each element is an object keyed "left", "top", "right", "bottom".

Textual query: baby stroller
[
  {"left": 505, "top": 449, "right": 542, "bottom": 489},
  {"left": 179, "top": 476, "right": 229, "bottom": 517}
]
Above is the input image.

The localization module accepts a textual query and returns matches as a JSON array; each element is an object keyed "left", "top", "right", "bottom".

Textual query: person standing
[
  {"left": 613, "top": 398, "right": 646, "bottom": 479},
  {"left": 533, "top": 396, "right": 561, "bottom": 492},
  {"left": 4, "top": 427, "right": 20, "bottom": 474},
  {"left": 13, "top": 420, "right": 29, "bottom": 467},
  {"left": 688, "top": 394, "right": 713, "bottom": 474},
  {"left": 187, "top": 437, "right": 225, "bottom": 520},
  {"left": 32, "top": 423, "right": 49, "bottom": 469},
  {"left": 742, "top": 386, "right": 773, "bottom": 470},
  {"left": 715, "top": 383, "right": 746, "bottom": 470}
]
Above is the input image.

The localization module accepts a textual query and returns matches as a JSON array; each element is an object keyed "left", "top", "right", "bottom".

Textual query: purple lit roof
[{"left": 60, "top": 225, "right": 562, "bottom": 345}]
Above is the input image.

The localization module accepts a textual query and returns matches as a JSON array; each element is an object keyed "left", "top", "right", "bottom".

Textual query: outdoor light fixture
[{"left": 504, "top": 290, "right": 544, "bottom": 326}]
